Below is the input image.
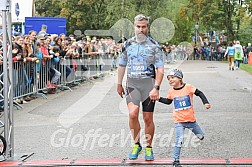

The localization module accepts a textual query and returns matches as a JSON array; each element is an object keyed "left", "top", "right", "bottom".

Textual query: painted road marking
[{"left": 1, "top": 158, "right": 252, "bottom": 166}]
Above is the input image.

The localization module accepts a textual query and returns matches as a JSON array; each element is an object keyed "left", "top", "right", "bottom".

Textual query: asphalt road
[{"left": 12, "top": 60, "right": 252, "bottom": 167}]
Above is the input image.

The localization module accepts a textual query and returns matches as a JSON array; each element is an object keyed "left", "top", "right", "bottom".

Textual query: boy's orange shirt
[{"left": 167, "top": 84, "right": 196, "bottom": 123}]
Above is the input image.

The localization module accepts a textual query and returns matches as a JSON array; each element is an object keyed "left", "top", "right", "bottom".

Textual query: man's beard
[{"left": 136, "top": 33, "right": 147, "bottom": 43}]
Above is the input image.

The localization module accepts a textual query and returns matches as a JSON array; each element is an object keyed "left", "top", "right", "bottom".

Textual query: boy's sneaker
[
  {"left": 172, "top": 160, "right": 182, "bottom": 167},
  {"left": 128, "top": 144, "right": 142, "bottom": 160},
  {"left": 144, "top": 147, "right": 154, "bottom": 161}
]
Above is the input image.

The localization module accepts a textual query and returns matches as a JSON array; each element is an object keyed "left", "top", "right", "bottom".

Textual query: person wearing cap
[
  {"left": 158, "top": 69, "right": 211, "bottom": 167},
  {"left": 117, "top": 14, "right": 164, "bottom": 161}
]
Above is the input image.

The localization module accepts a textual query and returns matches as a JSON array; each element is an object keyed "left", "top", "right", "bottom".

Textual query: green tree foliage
[
  {"left": 35, "top": 0, "right": 61, "bottom": 16},
  {"left": 35, "top": 0, "right": 191, "bottom": 43},
  {"left": 34, "top": 0, "right": 251, "bottom": 45},
  {"left": 105, "top": 0, "right": 136, "bottom": 28},
  {"left": 185, "top": 0, "right": 252, "bottom": 44}
]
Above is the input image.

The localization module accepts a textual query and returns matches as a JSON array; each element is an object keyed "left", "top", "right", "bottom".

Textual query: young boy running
[{"left": 158, "top": 69, "right": 211, "bottom": 167}]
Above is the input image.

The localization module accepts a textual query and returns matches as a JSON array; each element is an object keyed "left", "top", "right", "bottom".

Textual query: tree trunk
[{"left": 224, "top": 0, "right": 234, "bottom": 41}]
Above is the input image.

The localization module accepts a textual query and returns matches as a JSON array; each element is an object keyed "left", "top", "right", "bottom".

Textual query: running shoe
[
  {"left": 128, "top": 144, "right": 142, "bottom": 160},
  {"left": 145, "top": 147, "right": 154, "bottom": 161},
  {"left": 172, "top": 160, "right": 182, "bottom": 167}
]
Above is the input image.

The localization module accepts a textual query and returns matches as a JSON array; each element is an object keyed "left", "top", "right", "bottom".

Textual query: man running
[{"left": 117, "top": 14, "right": 164, "bottom": 161}]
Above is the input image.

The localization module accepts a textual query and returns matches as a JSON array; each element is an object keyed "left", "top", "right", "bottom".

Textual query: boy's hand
[{"left": 205, "top": 103, "right": 211, "bottom": 109}]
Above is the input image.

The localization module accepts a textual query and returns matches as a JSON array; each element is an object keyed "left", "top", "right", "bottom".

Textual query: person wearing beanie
[{"left": 158, "top": 69, "right": 211, "bottom": 167}]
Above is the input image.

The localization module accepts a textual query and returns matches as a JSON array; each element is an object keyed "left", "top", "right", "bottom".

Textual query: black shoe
[
  {"left": 29, "top": 95, "right": 37, "bottom": 99},
  {"left": 173, "top": 161, "right": 182, "bottom": 167},
  {"left": 38, "top": 90, "right": 47, "bottom": 94},
  {"left": 23, "top": 96, "right": 32, "bottom": 101}
]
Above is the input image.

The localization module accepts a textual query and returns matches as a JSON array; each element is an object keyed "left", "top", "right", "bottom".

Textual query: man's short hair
[
  {"left": 28, "top": 30, "right": 37, "bottom": 35},
  {"left": 41, "top": 24, "right": 47, "bottom": 30},
  {"left": 134, "top": 14, "right": 150, "bottom": 24}
]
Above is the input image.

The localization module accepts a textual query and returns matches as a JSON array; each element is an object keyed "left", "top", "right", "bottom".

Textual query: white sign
[
  {"left": 11, "top": 0, "right": 33, "bottom": 22},
  {"left": 0, "top": 0, "right": 7, "bottom": 10}
]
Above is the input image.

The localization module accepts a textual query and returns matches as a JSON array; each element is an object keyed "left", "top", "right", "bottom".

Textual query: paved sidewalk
[{"left": 8, "top": 60, "right": 252, "bottom": 166}]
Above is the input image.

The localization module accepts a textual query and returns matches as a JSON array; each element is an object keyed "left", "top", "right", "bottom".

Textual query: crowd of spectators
[{"left": 0, "top": 30, "right": 122, "bottom": 105}]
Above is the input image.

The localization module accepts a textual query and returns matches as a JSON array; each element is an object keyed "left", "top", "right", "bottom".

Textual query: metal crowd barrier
[
  {"left": 9, "top": 53, "right": 115, "bottom": 109},
  {"left": 0, "top": 65, "right": 4, "bottom": 110}
]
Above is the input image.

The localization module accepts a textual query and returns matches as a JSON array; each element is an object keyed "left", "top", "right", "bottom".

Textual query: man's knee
[
  {"left": 129, "top": 111, "right": 139, "bottom": 120},
  {"left": 143, "top": 113, "right": 154, "bottom": 125},
  {"left": 128, "top": 103, "right": 139, "bottom": 120}
]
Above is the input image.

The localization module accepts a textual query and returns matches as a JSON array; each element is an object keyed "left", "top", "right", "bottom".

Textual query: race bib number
[
  {"left": 174, "top": 95, "right": 192, "bottom": 111},
  {"left": 131, "top": 61, "right": 145, "bottom": 73}
]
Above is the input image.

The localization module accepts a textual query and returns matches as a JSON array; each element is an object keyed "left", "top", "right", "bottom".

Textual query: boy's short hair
[{"left": 52, "top": 46, "right": 60, "bottom": 53}]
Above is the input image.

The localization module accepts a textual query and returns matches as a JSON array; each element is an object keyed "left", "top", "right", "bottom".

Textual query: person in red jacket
[{"left": 158, "top": 69, "right": 211, "bottom": 167}]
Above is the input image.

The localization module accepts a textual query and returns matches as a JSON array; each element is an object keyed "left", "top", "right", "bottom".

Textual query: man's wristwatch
[{"left": 154, "top": 85, "right": 160, "bottom": 90}]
